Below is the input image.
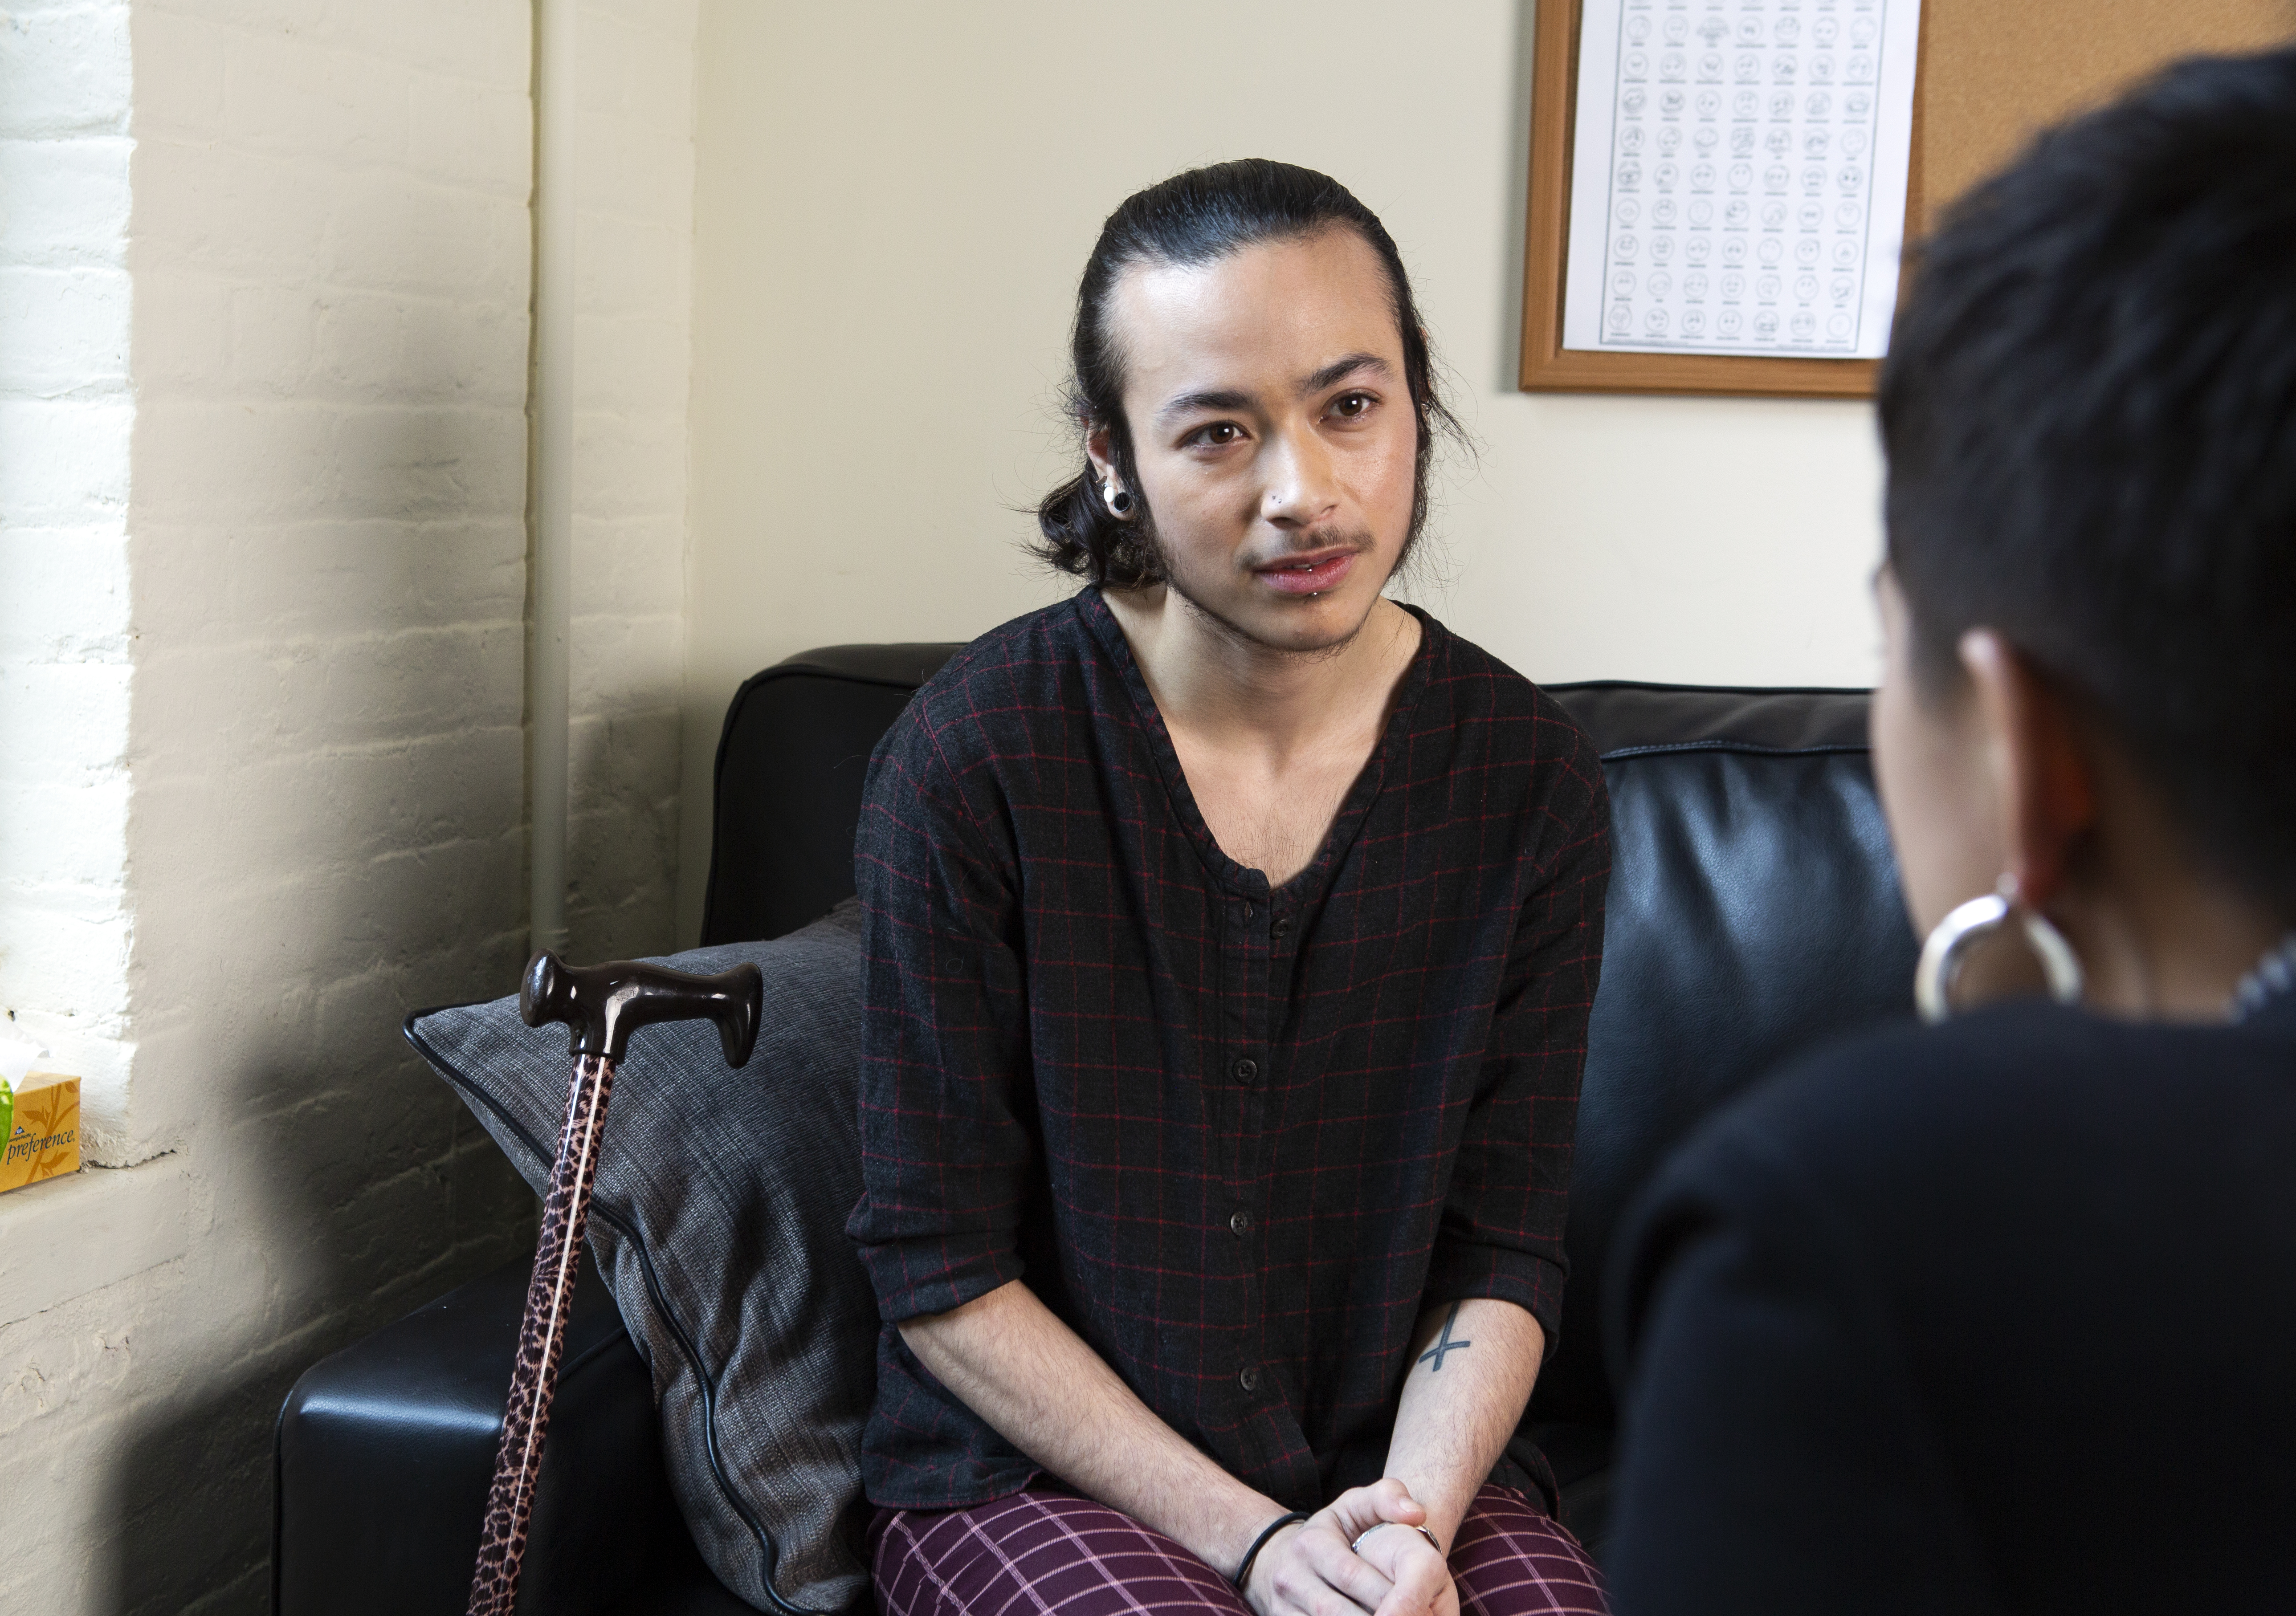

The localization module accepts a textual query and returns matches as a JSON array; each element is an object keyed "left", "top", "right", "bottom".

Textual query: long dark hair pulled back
[{"left": 1034, "top": 159, "right": 1460, "bottom": 589}]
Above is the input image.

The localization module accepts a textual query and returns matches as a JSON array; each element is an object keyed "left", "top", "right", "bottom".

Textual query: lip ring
[
  {"left": 1252, "top": 547, "right": 1358, "bottom": 575},
  {"left": 1254, "top": 549, "right": 1358, "bottom": 597}
]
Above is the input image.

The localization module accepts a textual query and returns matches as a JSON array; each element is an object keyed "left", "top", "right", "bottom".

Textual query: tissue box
[{"left": 0, "top": 1071, "right": 82, "bottom": 1193}]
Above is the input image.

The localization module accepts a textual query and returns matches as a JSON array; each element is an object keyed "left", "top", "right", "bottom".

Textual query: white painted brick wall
[
  {"left": 0, "top": 0, "right": 139, "bottom": 1143},
  {"left": 0, "top": 3, "right": 706, "bottom": 1606},
  {"left": 566, "top": 0, "right": 696, "bottom": 963},
  {"left": 1, "top": 4, "right": 541, "bottom": 1611}
]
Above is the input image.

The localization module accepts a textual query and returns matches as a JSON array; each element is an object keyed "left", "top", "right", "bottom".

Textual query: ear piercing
[
  {"left": 1105, "top": 485, "right": 1134, "bottom": 517},
  {"left": 1914, "top": 873, "right": 2083, "bottom": 1023}
]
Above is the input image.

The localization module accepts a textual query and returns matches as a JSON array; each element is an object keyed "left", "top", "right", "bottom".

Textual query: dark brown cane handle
[{"left": 519, "top": 952, "right": 764, "bottom": 1067}]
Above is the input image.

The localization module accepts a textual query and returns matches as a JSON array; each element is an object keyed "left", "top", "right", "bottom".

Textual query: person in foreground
[
  {"left": 846, "top": 161, "right": 1611, "bottom": 1616},
  {"left": 1604, "top": 49, "right": 2296, "bottom": 1616}
]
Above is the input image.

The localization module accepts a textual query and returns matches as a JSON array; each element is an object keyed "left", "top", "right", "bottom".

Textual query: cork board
[
  {"left": 1918, "top": 0, "right": 2296, "bottom": 229},
  {"left": 1520, "top": 0, "right": 2296, "bottom": 397}
]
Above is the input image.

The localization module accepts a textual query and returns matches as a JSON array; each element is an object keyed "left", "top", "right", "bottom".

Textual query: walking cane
[{"left": 465, "top": 950, "right": 764, "bottom": 1616}]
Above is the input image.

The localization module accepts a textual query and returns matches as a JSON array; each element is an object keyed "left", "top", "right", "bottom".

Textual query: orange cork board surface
[{"left": 1916, "top": 0, "right": 2296, "bottom": 230}]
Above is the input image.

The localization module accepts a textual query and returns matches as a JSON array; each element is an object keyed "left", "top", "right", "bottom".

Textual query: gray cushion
[{"left": 406, "top": 902, "right": 875, "bottom": 1614}]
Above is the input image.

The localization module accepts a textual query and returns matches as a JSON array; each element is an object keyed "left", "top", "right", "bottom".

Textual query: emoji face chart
[{"left": 1562, "top": 0, "right": 1921, "bottom": 358}]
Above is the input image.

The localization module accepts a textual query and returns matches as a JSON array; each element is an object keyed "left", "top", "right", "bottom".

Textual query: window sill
[{"left": 0, "top": 1155, "right": 191, "bottom": 1329}]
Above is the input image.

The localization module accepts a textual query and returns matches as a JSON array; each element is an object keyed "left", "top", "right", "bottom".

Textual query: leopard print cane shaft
[{"left": 467, "top": 1052, "right": 618, "bottom": 1616}]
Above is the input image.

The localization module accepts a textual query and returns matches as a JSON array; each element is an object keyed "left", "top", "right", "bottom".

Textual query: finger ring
[{"left": 1350, "top": 1522, "right": 1441, "bottom": 1555}]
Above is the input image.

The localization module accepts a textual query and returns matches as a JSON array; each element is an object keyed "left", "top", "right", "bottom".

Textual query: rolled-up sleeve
[
  {"left": 1423, "top": 720, "right": 1610, "bottom": 1347},
  {"left": 844, "top": 704, "right": 1035, "bottom": 1323}
]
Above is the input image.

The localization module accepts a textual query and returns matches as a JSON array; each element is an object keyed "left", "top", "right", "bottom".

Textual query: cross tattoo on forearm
[{"left": 1418, "top": 1303, "right": 1472, "bottom": 1372}]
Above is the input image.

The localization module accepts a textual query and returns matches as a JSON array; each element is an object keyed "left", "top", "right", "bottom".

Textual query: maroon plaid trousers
[{"left": 871, "top": 1484, "right": 1607, "bottom": 1616}]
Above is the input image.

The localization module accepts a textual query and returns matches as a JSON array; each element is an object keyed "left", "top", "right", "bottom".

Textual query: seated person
[
  {"left": 1605, "top": 48, "right": 2296, "bottom": 1615},
  {"left": 845, "top": 161, "right": 1612, "bottom": 1616}
]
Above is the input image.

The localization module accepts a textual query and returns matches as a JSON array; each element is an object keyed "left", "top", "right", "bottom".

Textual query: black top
[
  {"left": 846, "top": 590, "right": 1611, "bottom": 1512},
  {"left": 1605, "top": 989, "right": 2296, "bottom": 1614}
]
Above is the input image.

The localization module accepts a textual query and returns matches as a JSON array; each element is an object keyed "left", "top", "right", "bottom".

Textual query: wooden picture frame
[{"left": 1517, "top": 0, "right": 1922, "bottom": 399}]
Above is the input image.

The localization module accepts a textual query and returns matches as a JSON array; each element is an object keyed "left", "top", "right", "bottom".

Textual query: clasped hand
[{"left": 1242, "top": 1479, "right": 1456, "bottom": 1616}]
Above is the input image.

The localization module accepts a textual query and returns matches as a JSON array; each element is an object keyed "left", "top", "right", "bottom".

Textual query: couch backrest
[
  {"left": 1529, "top": 682, "right": 1916, "bottom": 1428},
  {"left": 701, "top": 644, "right": 967, "bottom": 947},
  {"left": 705, "top": 651, "right": 1917, "bottom": 1432}
]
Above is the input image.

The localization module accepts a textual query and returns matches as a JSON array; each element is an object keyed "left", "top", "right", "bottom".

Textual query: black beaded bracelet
[{"left": 1232, "top": 1510, "right": 1310, "bottom": 1593}]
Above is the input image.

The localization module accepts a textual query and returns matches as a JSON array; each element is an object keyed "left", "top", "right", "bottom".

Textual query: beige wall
[
  {"left": 680, "top": 0, "right": 1888, "bottom": 936},
  {"left": 564, "top": 0, "right": 699, "bottom": 964}
]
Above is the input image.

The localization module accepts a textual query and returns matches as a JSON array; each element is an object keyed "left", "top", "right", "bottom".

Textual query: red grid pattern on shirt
[{"left": 848, "top": 590, "right": 1610, "bottom": 1513}]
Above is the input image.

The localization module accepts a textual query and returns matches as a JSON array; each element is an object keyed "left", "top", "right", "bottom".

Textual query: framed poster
[{"left": 1520, "top": 0, "right": 1923, "bottom": 398}]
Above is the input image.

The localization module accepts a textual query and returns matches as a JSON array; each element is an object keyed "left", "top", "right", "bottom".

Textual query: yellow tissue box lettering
[{"left": 0, "top": 1071, "right": 82, "bottom": 1193}]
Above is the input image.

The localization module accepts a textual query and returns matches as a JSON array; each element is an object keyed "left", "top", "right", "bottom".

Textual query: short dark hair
[
  {"left": 1035, "top": 159, "right": 1460, "bottom": 589},
  {"left": 1879, "top": 48, "right": 2296, "bottom": 918}
]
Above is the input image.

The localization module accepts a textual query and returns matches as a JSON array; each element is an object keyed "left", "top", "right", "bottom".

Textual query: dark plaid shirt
[{"left": 847, "top": 589, "right": 1610, "bottom": 1514}]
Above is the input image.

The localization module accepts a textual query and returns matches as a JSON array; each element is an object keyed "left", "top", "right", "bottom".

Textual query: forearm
[
  {"left": 1382, "top": 1298, "right": 1546, "bottom": 1549},
  {"left": 898, "top": 1278, "right": 1285, "bottom": 1577}
]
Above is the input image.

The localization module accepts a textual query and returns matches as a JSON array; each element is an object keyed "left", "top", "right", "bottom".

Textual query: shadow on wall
[
  {"left": 568, "top": 703, "right": 685, "bottom": 965},
  {"left": 98, "top": 1103, "right": 533, "bottom": 1616},
  {"left": 95, "top": 291, "right": 542, "bottom": 1608},
  {"left": 1496, "top": 0, "right": 1537, "bottom": 393}
]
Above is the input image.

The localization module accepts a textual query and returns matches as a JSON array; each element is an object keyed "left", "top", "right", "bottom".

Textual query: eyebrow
[
  {"left": 1151, "top": 352, "right": 1394, "bottom": 426},
  {"left": 1303, "top": 351, "right": 1391, "bottom": 394}
]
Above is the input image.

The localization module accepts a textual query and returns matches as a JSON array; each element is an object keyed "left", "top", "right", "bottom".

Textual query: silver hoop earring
[
  {"left": 1106, "top": 486, "right": 1134, "bottom": 517},
  {"left": 1914, "top": 876, "right": 2084, "bottom": 1025}
]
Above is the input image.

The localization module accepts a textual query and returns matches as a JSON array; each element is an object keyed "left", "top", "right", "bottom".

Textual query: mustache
[{"left": 1242, "top": 528, "right": 1376, "bottom": 569}]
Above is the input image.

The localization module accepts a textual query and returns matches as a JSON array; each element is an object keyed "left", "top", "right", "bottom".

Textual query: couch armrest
[{"left": 275, "top": 1250, "right": 693, "bottom": 1616}]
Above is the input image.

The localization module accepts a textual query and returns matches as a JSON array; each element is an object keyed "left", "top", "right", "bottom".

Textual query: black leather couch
[{"left": 275, "top": 645, "right": 1917, "bottom": 1615}]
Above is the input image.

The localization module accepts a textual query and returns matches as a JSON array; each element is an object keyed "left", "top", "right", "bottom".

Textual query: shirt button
[
  {"left": 1229, "top": 1210, "right": 1252, "bottom": 1236},
  {"left": 1238, "top": 1367, "right": 1260, "bottom": 1392},
  {"left": 1270, "top": 916, "right": 1290, "bottom": 939},
  {"left": 1233, "top": 1058, "right": 1258, "bottom": 1083},
  {"left": 1242, "top": 902, "right": 1255, "bottom": 921}
]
